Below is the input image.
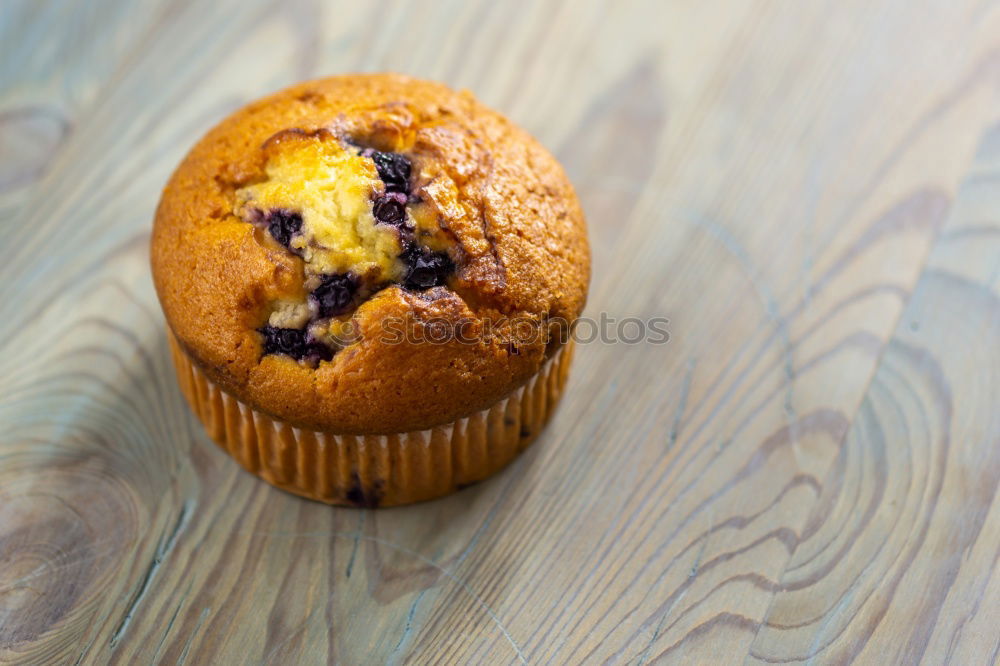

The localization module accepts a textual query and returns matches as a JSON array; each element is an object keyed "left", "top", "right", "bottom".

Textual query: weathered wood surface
[{"left": 2, "top": 0, "right": 999, "bottom": 663}]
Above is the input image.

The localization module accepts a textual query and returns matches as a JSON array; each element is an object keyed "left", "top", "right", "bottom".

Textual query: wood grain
[{"left": 1, "top": 0, "right": 999, "bottom": 663}]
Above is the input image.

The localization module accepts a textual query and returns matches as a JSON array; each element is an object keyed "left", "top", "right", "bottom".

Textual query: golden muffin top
[{"left": 151, "top": 74, "right": 589, "bottom": 433}]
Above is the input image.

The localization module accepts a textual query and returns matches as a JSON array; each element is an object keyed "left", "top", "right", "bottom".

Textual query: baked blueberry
[
  {"left": 373, "top": 194, "right": 407, "bottom": 227},
  {"left": 312, "top": 273, "right": 359, "bottom": 318},
  {"left": 304, "top": 340, "right": 334, "bottom": 362},
  {"left": 266, "top": 209, "right": 303, "bottom": 248},
  {"left": 260, "top": 325, "right": 333, "bottom": 362},
  {"left": 370, "top": 151, "right": 411, "bottom": 192},
  {"left": 260, "top": 325, "right": 307, "bottom": 357},
  {"left": 403, "top": 247, "right": 453, "bottom": 289}
]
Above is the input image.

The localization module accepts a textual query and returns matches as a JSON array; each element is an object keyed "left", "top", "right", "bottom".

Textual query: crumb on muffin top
[{"left": 151, "top": 74, "right": 589, "bottom": 433}]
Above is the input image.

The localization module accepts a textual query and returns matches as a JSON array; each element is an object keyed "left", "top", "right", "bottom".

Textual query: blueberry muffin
[{"left": 151, "top": 74, "right": 589, "bottom": 506}]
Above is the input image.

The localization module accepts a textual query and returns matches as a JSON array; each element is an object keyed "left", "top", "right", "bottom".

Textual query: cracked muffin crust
[{"left": 152, "top": 74, "right": 588, "bottom": 504}]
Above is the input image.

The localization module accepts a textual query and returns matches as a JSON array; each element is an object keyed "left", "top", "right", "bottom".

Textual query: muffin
[{"left": 151, "top": 74, "right": 589, "bottom": 506}]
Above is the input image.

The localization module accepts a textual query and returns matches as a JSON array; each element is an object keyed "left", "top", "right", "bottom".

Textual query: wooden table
[{"left": 2, "top": 1, "right": 999, "bottom": 663}]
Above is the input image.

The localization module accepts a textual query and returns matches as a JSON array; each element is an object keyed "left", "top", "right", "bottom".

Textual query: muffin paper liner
[{"left": 168, "top": 334, "right": 574, "bottom": 506}]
